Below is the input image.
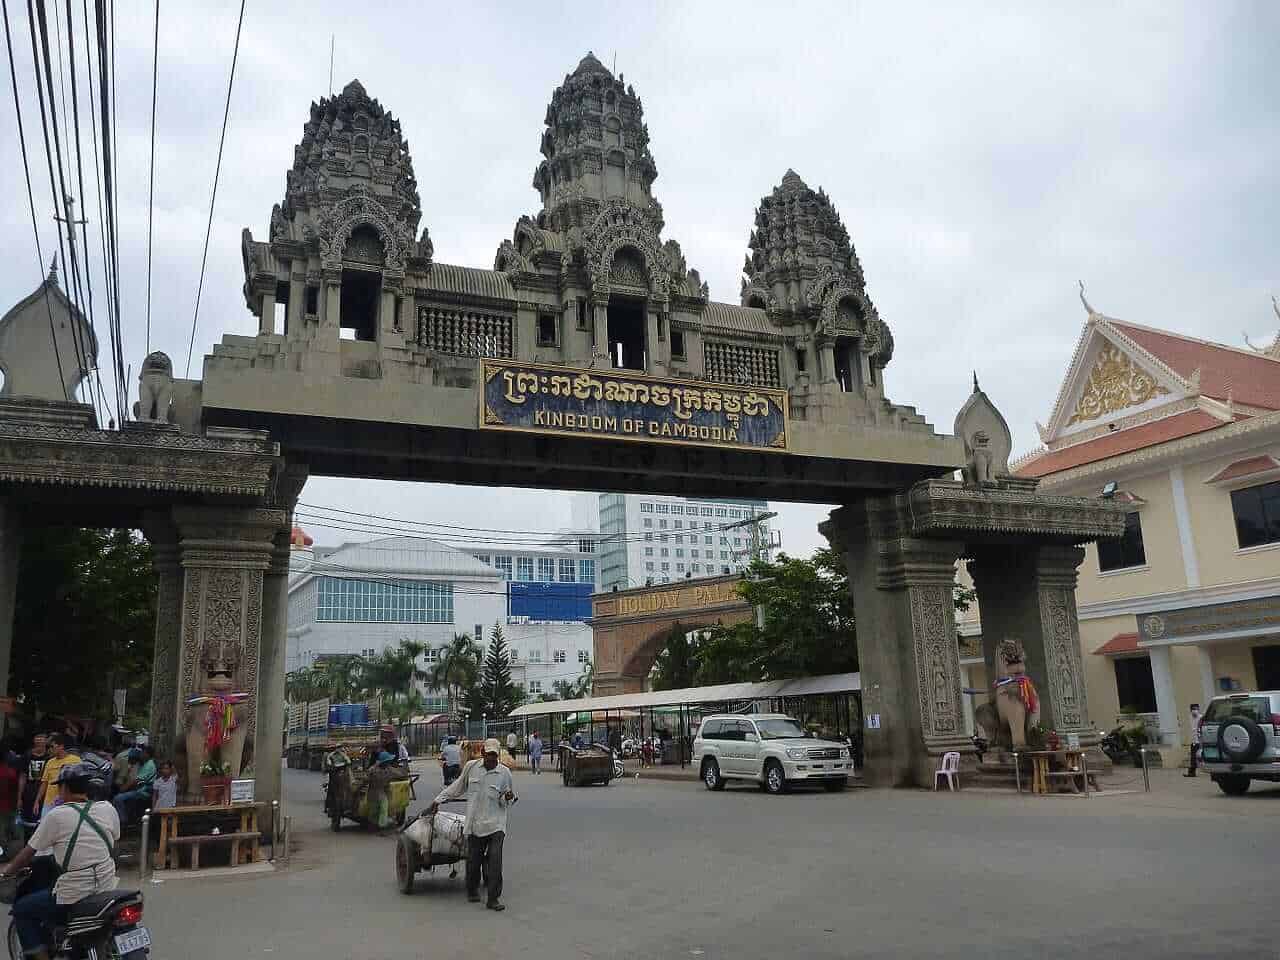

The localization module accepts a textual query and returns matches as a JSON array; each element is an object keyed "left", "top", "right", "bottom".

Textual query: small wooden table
[
  {"left": 1023, "top": 750, "right": 1098, "bottom": 795},
  {"left": 152, "top": 802, "right": 264, "bottom": 870}
]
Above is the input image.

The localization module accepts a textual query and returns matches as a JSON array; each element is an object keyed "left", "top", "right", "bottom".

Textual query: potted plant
[{"left": 199, "top": 752, "right": 233, "bottom": 804}]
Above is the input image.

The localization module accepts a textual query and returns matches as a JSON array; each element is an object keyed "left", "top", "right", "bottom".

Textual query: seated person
[
  {"left": 111, "top": 746, "right": 156, "bottom": 825},
  {"left": 0, "top": 763, "right": 120, "bottom": 960}
]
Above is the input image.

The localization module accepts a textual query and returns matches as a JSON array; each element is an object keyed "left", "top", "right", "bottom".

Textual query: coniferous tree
[{"left": 479, "top": 624, "right": 519, "bottom": 719}]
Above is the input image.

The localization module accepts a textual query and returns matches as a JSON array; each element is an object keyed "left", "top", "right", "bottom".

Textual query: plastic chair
[{"left": 934, "top": 751, "right": 960, "bottom": 791}]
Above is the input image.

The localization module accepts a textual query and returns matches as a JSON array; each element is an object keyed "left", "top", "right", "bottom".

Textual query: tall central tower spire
[{"left": 532, "top": 51, "right": 660, "bottom": 234}]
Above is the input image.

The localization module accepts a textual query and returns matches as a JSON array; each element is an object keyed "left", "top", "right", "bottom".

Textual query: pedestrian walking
[
  {"left": 34, "top": 734, "right": 80, "bottom": 817},
  {"left": 428, "top": 738, "right": 517, "bottom": 911},
  {"left": 529, "top": 732, "right": 543, "bottom": 775},
  {"left": 1185, "top": 703, "right": 1202, "bottom": 777},
  {"left": 506, "top": 730, "right": 517, "bottom": 760}
]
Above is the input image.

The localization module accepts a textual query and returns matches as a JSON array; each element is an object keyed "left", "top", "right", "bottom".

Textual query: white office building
[
  {"left": 594, "top": 494, "right": 774, "bottom": 590},
  {"left": 286, "top": 528, "right": 597, "bottom": 707}
]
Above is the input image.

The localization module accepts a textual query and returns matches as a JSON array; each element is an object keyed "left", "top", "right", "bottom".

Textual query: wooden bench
[
  {"left": 152, "top": 802, "right": 264, "bottom": 870},
  {"left": 163, "top": 831, "right": 260, "bottom": 869}
]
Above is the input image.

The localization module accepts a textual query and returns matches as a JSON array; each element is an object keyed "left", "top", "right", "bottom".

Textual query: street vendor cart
[
  {"left": 561, "top": 743, "right": 617, "bottom": 786},
  {"left": 323, "top": 747, "right": 417, "bottom": 831},
  {"left": 395, "top": 805, "right": 467, "bottom": 894}
]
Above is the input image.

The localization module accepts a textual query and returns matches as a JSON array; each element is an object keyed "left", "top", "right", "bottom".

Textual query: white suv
[
  {"left": 1199, "top": 691, "right": 1280, "bottom": 796},
  {"left": 694, "top": 714, "right": 852, "bottom": 794}
]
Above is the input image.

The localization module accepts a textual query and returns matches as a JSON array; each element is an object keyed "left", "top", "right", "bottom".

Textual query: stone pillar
[
  {"left": 592, "top": 299, "right": 609, "bottom": 364},
  {"left": 172, "top": 506, "right": 285, "bottom": 799},
  {"left": 142, "top": 513, "right": 183, "bottom": 758},
  {"left": 1148, "top": 645, "right": 1181, "bottom": 748},
  {"left": 0, "top": 501, "right": 22, "bottom": 713},
  {"left": 819, "top": 341, "right": 837, "bottom": 383},
  {"left": 646, "top": 305, "right": 664, "bottom": 374},
  {"left": 254, "top": 464, "right": 308, "bottom": 808},
  {"left": 259, "top": 285, "right": 276, "bottom": 336},
  {"left": 323, "top": 274, "right": 341, "bottom": 329},
  {"left": 822, "top": 499, "right": 967, "bottom": 787},
  {"left": 968, "top": 545, "right": 1093, "bottom": 737},
  {"left": 287, "top": 273, "right": 304, "bottom": 337},
  {"left": 516, "top": 300, "right": 538, "bottom": 359},
  {"left": 1196, "top": 645, "right": 1216, "bottom": 710}
]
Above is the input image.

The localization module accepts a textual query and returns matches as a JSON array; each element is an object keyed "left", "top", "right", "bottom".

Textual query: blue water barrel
[
  {"left": 335, "top": 704, "right": 354, "bottom": 726},
  {"left": 351, "top": 703, "right": 370, "bottom": 726},
  {"left": 328, "top": 705, "right": 339, "bottom": 726}
]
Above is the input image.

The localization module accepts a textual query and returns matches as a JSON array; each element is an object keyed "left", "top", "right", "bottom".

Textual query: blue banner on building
[
  {"left": 509, "top": 581, "right": 593, "bottom": 622},
  {"left": 480, "top": 360, "right": 788, "bottom": 452}
]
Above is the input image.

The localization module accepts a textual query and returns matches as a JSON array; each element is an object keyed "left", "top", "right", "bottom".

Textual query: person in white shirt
[
  {"left": 152, "top": 760, "right": 180, "bottom": 809},
  {"left": 429, "top": 738, "right": 516, "bottom": 911},
  {"left": 0, "top": 763, "right": 120, "bottom": 959},
  {"left": 1185, "top": 703, "right": 1202, "bottom": 777},
  {"left": 440, "top": 736, "right": 463, "bottom": 786}
]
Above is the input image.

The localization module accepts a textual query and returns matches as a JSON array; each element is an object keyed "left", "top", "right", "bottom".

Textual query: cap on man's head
[
  {"left": 483, "top": 738, "right": 501, "bottom": 755},
  {"left": 54, "top": 762, "right": 92, "bottom": 785}
]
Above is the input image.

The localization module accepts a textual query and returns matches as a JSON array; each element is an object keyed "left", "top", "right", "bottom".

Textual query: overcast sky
[{"left": 2, "top": 2, "right": 1277, "bottom": 556}]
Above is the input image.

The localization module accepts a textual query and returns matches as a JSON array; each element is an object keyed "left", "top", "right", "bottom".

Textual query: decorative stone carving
[
  {"left": 973, "top": 638, "right": 1042, "bottom": 749},
  {"left": 582, "top": 199, "right": 669, "bottom": 300},
  {"left": 909, "top": 582, "right": 963, "bottom": 739},
  {"left": 610, "top": 248, "right": 649, "bottom": 288},
  {"left": 1035, "top": 547, "right": 1089, "bottom": 731},
  {"left": 316, "top": 193, "right": 413, "bottom": 277},
  {"left": 954, "top": 377, "right": 1013, "bottom": 486},
  {"left": 133, "top": 352, "right": 174, "bottom": 423},
  {"left": 1067, "top": 341, "right": 1169, "bottom": 424},
  {"left": 905, "top": 479, "right": 1127, "bottom": 542}
]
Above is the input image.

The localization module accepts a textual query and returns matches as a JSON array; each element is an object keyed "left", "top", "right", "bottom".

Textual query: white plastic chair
[{"left": 934, "top": 751, "right": 960, "bottom": 791}]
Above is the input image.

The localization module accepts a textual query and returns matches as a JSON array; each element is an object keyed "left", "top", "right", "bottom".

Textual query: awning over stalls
[{"left": 507, "top": 672, "right": 860, "bottom": 719}]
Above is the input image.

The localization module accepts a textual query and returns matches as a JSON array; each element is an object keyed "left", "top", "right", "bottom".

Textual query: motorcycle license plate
[{"left": 114, "top": 926, "right": 151, "bottom": 954}]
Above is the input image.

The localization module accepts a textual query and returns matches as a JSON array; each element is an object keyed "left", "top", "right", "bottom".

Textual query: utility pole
[{"left": 720, "top": 509, "right": 779, "bottom": 628}]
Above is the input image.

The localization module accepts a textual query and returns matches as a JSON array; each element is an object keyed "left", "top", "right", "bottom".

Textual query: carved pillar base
[
  {"left": 969, "top": 545, "right": 1092, "bottom": 736},
  {"left": 142, "top": 512, "right": 182, "bottom": 759},
  {"left": 822, "top": 499, "right": 966, "bottom": 788},
  {"left": 171, "top": 506, "right": 285, "bottom": 801}
]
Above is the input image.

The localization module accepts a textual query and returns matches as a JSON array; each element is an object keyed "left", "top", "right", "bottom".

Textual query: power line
[
  {"left": 144, "top": 0, "right": 157, "bottom": 354},
  {"left": 2, "top": 0, "right": 68, "bottom": 401},
  {"left": 28, "top": 0, "right": 96, "bottom": 421},
  {"left": 92, "top": 0, "right": 125, "bottom": 424},
  {"left": 81, "top": 0, "right": 113, "bottom": 414},
  {"left": 61, "top": 0, "right": 116, "bottom": 424},
  {"left": 185, "top": 0, "right": 245, "bottom": 378}
]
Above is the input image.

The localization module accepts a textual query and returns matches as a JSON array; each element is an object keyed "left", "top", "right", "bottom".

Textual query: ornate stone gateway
[
  {"left": 822, "top": 383, "right": 1124, "bottom": 786},
  {"left": 0, "top": 53, "right": 1124, "bottom": 804}
]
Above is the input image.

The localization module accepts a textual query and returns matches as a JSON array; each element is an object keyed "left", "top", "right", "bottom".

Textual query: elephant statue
[
  {"left": 133, "top": 351, "right": 174, "bottom": 422},
  {"left": 974, "top": 638, "right": 1041, "bottom": 750}
]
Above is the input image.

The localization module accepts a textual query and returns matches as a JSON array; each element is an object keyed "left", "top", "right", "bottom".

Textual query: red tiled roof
[
  {"left": 1111, "top": 321, "right": 1280, "bottom": 410},
  {"left": 1017, "top": 410, "right": 1229, "bottom": 478},
  {"left": 1094, "top": 632, "right": 1139, "bottom": 656},
  {"left": 1205, "top": 455, "right": 1280, "bottom": 485}
]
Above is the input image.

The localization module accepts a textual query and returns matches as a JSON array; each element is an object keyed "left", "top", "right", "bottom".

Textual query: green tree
[
  {"left": 360, "top": 639, "right": 427, "bottom": 699},
  {"left": 650, "top": 624, "right": 700, "bottom": 691},
  {"left": 12, "top": 527, "right": 156, "bottom": 724},
  {"left": 654, "top": 549, "right": 858, "bottom": 687},
  {"left": 427, "top": 633, "right": 482, "bottom": 711},
  {"left": 287, "top": 654, "right": 366, "bottom": 704},
  {"left": 477, "top": 624, "right": 519, "bottom": 719}
]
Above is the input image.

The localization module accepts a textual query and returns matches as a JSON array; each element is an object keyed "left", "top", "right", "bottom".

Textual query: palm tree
[{"left": 428, "top": 633, "right": 482, "bottom": 712}]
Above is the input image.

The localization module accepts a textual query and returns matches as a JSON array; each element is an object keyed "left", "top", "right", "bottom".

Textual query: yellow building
[{"left": 1005, "top": 302, "right": 1280, "bottom": 753}]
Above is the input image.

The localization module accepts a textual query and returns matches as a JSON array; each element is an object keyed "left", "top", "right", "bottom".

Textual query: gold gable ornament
[{"left": 1067, "top": 342, "right": 1168, "bottom": 425}]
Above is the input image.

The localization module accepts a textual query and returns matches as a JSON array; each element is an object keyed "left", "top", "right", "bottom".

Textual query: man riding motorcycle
[{"left": 0, "top": 762, "right": 121, "bottom": 960}]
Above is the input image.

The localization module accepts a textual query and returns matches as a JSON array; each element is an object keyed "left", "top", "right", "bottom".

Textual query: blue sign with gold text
[{"left": 480, "top": 360, "right": 788, "bottom": 452}]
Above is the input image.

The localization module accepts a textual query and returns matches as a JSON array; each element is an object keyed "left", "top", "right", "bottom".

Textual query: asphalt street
[{"left": 140, "top": 764, "right": 1280, "bottom": 960}]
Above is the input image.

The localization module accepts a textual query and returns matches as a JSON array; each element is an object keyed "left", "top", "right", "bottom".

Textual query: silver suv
[
  {"left": 694, "top": 714, "right": 852, "bottom": 794},
  {"left": 1199, "top": 691, "right": 1280, "bottom": 796}
]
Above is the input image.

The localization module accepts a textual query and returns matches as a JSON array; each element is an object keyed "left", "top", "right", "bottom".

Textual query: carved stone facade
[
  {"left": 824, "top": 477, "right": 1124, "bottom": 788},
  {"left": 215, "top": 55, "right": 936, "bottom": 433}
]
